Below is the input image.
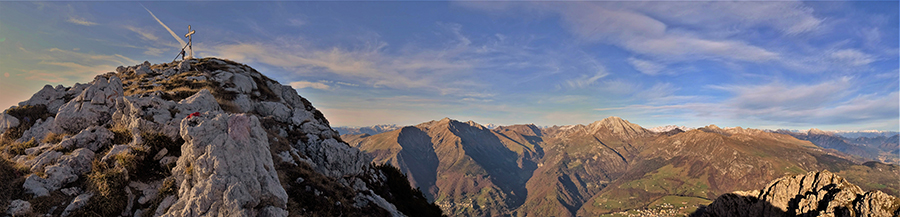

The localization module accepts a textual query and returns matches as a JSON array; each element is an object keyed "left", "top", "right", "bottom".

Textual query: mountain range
[{"left": 343, "top": 117, "right": 900, "bottom": 216}]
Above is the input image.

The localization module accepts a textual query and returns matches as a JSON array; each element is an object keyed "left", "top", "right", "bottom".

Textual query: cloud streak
[
  {"left": 142, "top": 5, "right": 186, "bottom": 47},
  {"left": 66, "top": 17, "right": 97, "bottom": 26},
  {"left": 290, "top": 80, "right": 331, "bottom": 90}
]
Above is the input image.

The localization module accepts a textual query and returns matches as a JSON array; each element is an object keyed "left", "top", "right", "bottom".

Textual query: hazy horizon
[{"left": 1, "top": 1, "right": 897, "bottom": 131}]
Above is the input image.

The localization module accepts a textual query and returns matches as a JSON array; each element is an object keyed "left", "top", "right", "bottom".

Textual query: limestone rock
[
  {"left": 6, "top": 200, "right": 32, "bottom": 216},
  {"left": 177, "top": 59, "right": 192, "bottom": 73},
  {"left": 56, "top": 75, "right": 123, "bottom": 133},
  {"left": 58, "top": 126, "right": 113, "bottom": 152},
  {"left": 232, "top": 73, "right": 255, "bottom": 93},
  {"left": 27, "top": 150, "right": 62, "bottom": 173},
  {"left": 114, "top": 95, "right": 178, "bottom": 140},
  {"left": 16, "top": 117, "right": 54, "bottom": 143},
  {"left": 155, "top": 195, "right": 176, "bottom": 216},
  {"left": 256, "top": 101, "right": 291, "bottom": 123},
  {"left": 61, "top": 193, "right": 93, "bottom": 217},
  {"left": 232, "top": 94, "right": 253, "bottom": 113},
  {"left": 22, "top": 175, "right": 50, "bottom": 197},
  {"left": 57, "top": 148, "right": 95, "bottom": 175},
  {"left": 0, "top": 113, "right": 19, "bottom": 136},
  {"left": 164, "top": 112, "right": 288, "bottom": 216},
  {"left": 174, "top": 89, "right": 221, "bottom": 118},
  {"left": 61, "top": 187, "right": 82, "bottom": 196},
  {"left": 694, "top": 170, "right": 900, "bottom": 217},
  {"left": 300, "top": 137, "right": 371, "bottom": 178},
  {"left": 102, "top": 144, "right": 131, "bottom": 162},
  {"left": 18, "top": 84, "right": 69, "bottom": 113},
  {"left": 135, "top": 63, "right": 152, "bottom": 76}
]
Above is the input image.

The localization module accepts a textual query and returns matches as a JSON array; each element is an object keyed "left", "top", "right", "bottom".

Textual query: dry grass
[
  {"left": 42, "top": 132, "right": 70, "bottom": 145},
  {"left": 72, "top": 158, "right": 129, "bottom": 216},
  {"left": 6, "top": 137, "right": 37, "bottom": 156},
  {"left": 0, "top": 156, "right": 28, "bottom": 215},
  {"left": 109, "top": 124, "right": 133, "bottom": 145}
]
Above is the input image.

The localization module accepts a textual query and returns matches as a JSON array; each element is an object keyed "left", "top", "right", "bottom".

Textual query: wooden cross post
[{"left": 185, "top": 25, "right": 196, "bottom": 59}]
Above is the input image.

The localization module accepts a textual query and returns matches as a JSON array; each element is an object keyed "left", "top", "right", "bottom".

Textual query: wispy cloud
[
  {"left": 66, "top": 17, "right": 97, "bottom": 26},
  {"left": 564, "top": 69, "right": 608, "bottom": 89},
  {"left": 598, "top": 78, "right": 896, "bottom": 127},
  {"left": 828, "top": 49, "right": 875, "bottom": 67},
  {"left": 627, "top": 57, "right": 665, "bottom": 75},
  {"left": 290, "top": 80, "right": 331, "bottom": 90},
  {"left": 714, "top": 77, "right": 853, "bottom": 111},
  {"left": 125, "top": 26, "right": 159, "bottom": 41}
]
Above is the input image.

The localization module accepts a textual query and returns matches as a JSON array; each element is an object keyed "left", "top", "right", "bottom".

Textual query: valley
[{"left": 343, "top": 117, "right": 900, "bottom": 216}]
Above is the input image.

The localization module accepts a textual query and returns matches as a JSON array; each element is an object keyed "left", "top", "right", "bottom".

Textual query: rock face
[
  {"left": 0, "top": 57, "right": 440, "bottom": 217},
  {"left": 693, "top": 170, "right": 900, "bottom": 217},
  {"left": 164, "top": 112, "right": 288, "bottom": 217}
]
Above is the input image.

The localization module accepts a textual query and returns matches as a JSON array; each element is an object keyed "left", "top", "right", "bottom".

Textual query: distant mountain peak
[
  {"left": 587, "top": 116, "right": 650, "bottom": 138},
  {"left": 648, "top": 125, "right": 694, "bottom": 133},
  {"left": 808, "top": 128, "right": 834, "bottom": 135}
]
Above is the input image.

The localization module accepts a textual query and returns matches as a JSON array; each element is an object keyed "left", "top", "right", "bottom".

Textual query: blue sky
[{"left": 0, "top": 1, "right": 897, "bottom": 131}]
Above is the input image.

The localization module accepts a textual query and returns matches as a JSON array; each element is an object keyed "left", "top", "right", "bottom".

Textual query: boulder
[
  {"left": 164, "top": 112, "right": 288, "bottom": 217},
  {"left": 6, "top": 200, "right": 32, "bottom": 216},
  {"left": 231, "top": 73, "right": 255, "bottom": 93},
  {"left": 15, "top": 117, "right": 55, "bottom": 143},
  {"left": 58, "top": 126, "right": 113, "bottom": 152},
  {"left": 61, "top": 193, "right": 93, "bottom": 217},
  {"left": 18, "top": 84, "right": 69, "bottom": 113},
  {"left": 0, "top": 113, "right": 19, "bottom": 136},
  {"left": 56, "top": 75, "right": 123, "bottom": 133},
  {"left": 115, "top": 95, "right": 178, "bottom": 140},
  {"left": 57, "top": 148, "right": 95, "bottom": 175},
  {"left": 28, "top": 150, "right": 62, "bottom": 173},
  {"left": 174, "top": 89, "right": 221, "bottom": 118},
  {"left": 233, "top": 94, "right": 253, "bottom": 113},
  {"left": 177, "top": 59, "right": 192, "bottom": 72},
  {"left": 256, "top": 101, "right": 291, "bottom": 123}
]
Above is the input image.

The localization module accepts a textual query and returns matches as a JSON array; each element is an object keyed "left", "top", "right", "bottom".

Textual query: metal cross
[{"left": 184, "top": 25, "right": 195, "bottom": 59}]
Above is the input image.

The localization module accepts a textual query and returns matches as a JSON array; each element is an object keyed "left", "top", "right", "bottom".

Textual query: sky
[{"left": 0, "top": 1, "right": 897, "bottom": 131}]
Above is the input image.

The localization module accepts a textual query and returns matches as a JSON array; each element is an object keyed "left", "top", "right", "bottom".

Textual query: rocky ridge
[
  {"left": 0, "top": 58, "right": 441, "bottom": 216},
  {"left": 693, "top": 170, "right": 899, "bottom": 217}
]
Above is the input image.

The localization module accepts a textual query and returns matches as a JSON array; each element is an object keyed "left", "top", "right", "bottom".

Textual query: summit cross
[{"left": 184, "top": 25, "right": 195, "bottom": 59}]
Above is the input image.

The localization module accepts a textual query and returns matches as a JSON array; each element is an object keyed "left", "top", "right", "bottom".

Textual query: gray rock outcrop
[
  {"left": 55, "top": 75, "right": 123, "bottom": 133},
  {"left": 0, "top": 113, "right": 19, "bottom": 135},
  {"left": 6, "top": 200, "right": 32, "bottom": 216},
  {"left": 163, "top": 112, "right": 288, "bottom": 217},
  {"left": 693, "top": 170, "right": 900, "bottom": 217}
]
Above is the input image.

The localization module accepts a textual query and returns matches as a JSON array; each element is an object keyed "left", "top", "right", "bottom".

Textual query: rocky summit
[
  {"left": 0, "top": 58, "right": 442, "bottom": 216},
  {"left": 693, "top": 170, "right": 900, "bottom": 217}
]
